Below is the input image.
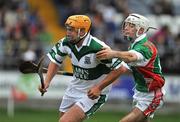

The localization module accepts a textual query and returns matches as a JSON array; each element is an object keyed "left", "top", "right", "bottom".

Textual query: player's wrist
[
  {"left": 44, "top": 81, "right": 50, "bottom": 88},
  {"left": 96, "top": 84, "right": 104, "bottom": 91},
  {"left": 113, "top": 51, "right": 118, "bottom": 58}
]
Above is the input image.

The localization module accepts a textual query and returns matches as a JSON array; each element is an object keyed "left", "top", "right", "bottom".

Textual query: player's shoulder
[
  {"left": 89, "top": 36, "right": 109, "bottom": 51},
  {"left": 57, "top": 37, "right": 72, "bottom": 47},
  {"left": 133, "top": 37, "right": 150, "bottom": 50}
]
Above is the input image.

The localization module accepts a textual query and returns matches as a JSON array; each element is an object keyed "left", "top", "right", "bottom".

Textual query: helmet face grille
[
  {"left": 122, "top": 13, "right": 153, "bottom": 37},
  {"left": 65, "top": 15, "right": 91, "bottom": 32},
  {"left": 124, "top": 14, "right": 149, "bottom": 31}
]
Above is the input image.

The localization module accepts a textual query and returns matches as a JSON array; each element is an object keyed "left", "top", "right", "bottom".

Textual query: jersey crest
[{"left": 84, "top": 56, "right": 91, "bottom": 64}]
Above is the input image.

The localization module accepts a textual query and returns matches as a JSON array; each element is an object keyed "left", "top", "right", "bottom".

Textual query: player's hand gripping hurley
[
  {"left": 37, "top": 56, "right": 45, "bottom": 96},
  {"left": 19, "top": 56, "right": 73, "bottom": 96}
]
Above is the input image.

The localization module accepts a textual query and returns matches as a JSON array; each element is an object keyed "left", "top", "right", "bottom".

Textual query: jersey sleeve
[
  {"left": 128, "top": 45, "right": 152, "bottom": 66},
  {"left": 47, "top": 38, "right": 68, "bottom": 66},
  {"left": 100, "top": 58, "right": 129, "bottom": 70},
  {"left": 112, "top": 58, "right": 130, "bottom": 69}
]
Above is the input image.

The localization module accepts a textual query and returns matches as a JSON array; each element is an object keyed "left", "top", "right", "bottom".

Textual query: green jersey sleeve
[{"left": 47, "top": 38, "right": 68, "bottom": 66}]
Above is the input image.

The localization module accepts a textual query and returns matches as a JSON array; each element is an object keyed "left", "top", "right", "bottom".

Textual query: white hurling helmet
[{"left": 124, "top": 13, "right": 151, "bottom": 37}]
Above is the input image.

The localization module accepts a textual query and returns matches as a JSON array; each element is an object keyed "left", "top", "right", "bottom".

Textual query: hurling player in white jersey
[
  {"left": 38, "top": 15, "right": 127, "bottom": 122},
  {"left": 88, "top": 13, "right": 165, "bottom": 122}
]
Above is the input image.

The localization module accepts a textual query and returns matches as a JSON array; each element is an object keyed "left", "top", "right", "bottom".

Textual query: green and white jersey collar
[
  {"left": 75, "top": 33, "right": 91, "bottom": 51},
  {"left": 83, "top": 33, "right": 91, "bottom": 46},
  {"left": 131, "top": 33, "right": 147, "bottom": 47}
]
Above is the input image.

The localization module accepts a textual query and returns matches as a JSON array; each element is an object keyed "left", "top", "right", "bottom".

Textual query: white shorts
[
  {"left": 59, "top": 87, "right": 108, "bottom": 117},
  {"left": 133, "top": 88, "right": 165, "bottom": 118}
]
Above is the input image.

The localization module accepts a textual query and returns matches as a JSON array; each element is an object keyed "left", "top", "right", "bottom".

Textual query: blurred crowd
[
  {"left": 0, "top": 0, "right": 180, "bottom": 74},
  {"left": 0, "top": 0, "right": 52, "bottom": 69}
]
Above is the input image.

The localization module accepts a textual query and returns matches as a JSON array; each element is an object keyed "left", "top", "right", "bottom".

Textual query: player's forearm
[
  {"left": 114, "top": 51, "right": 137, "bottom": 63},
  {"left": 45, "top": 61, "right": 59, "bottom": 85}
]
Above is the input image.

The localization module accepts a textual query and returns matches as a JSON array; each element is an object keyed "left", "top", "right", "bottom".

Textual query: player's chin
[
  {"left": 66, "top": 36, "right": 73, "bottom": 42},
  {"left": 69, "top": 40, "right": 75, "bottom": 44},
  {"left": 67, "top": 39, "right": 76, "bottom": 44}
]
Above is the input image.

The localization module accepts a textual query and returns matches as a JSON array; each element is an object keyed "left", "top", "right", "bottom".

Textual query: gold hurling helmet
[{"left": 65, "top": 15, "right": 91, "bottom": 33}]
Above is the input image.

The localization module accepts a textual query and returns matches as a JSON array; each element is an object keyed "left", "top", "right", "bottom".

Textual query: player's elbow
[{"left": 124, "top": 54, "right": 137, "bottom": 63}]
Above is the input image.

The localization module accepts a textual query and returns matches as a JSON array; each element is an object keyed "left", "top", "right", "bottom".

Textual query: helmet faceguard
[{"left": 122, "top": 13, "right": 150, "bottom": 37}]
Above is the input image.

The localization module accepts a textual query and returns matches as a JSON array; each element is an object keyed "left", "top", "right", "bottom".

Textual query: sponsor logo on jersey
[
  {"left": 74, "top": 66, "right": 89, "bottom": 80},
  {"left": 84, "top": 56, "right": 91, "bottom": 64}
]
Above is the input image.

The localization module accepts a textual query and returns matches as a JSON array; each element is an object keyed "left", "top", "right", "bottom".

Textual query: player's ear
[
  {"left": 80, "top": 28, "right": 86, "bottom": 36},
  {"left": 138, "top": 28, "right": 145, "bottom": 35}
]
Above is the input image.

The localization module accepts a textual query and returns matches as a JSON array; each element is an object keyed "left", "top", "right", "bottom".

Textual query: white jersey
[{"left": 47, "top": 33, "right": 123, "bottom": 96}]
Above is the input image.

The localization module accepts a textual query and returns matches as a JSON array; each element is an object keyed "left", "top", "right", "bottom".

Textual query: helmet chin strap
[{"left": 73, "top": 29, "right": 88, "bottom": 44}]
